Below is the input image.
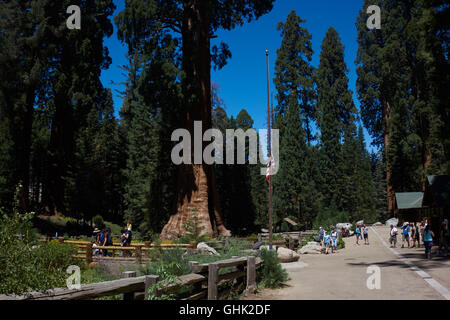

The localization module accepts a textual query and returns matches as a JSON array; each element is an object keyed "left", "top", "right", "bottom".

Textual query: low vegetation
[{"left": 0, "top": 211, "right": 79, "bottom": 295}]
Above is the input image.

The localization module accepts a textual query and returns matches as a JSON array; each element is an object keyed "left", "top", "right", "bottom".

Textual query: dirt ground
[{"left": 244, "top": 226, "right": 450, "bottom": 300}]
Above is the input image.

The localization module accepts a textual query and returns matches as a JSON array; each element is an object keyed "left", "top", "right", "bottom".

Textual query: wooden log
[
  {"left": 207, "top": 263, "right": 219, "bottom": 300},
  {"left": 189, "top": 261, "right": 199, "bottom": 273},
  {"left": 218, "top": 270, "right": 246, "bottom": 282},
  {"left": 246, "top": 256, "right": 256, "bottom": 293},
  {"left": 122, "top": 271, "right": 136, "bottom": 300},
  {"left": 190, "top": 263, "right": 209, "bottom": 274},
  {"left": 0, "top": 276, "right": 148, "bottom": 300},
  {"left": 182, "top": 290, "right": 207, "bottom": 301},
  {"left": 144, "top": 275, "right": 159, "bottom": 300},
  {"left": 86, "top": 243, "right": 93, "bottom": 265},
  {"left": 92, "top": 256, "right": 136, "bottom": 262},
  {"left": 214, "top": 257, "right": 247, "bottom": 269}
]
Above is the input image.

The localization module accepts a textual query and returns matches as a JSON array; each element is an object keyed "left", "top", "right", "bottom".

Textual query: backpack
[
  {"left": 106, "top": 232, "right": 113, "bottom": 246},
  {"left": 99, "top": 232, "right": 105, "bottom": 244}
]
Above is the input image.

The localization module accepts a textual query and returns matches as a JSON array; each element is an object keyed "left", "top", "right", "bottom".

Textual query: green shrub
[
  {"left": 139, "top": 248, "right": 190, "bottom": 280},
  {"left": 93, "top": 215, "right": 105, "bottom": 229},
  {"left": 337, "top": 237, "right": 345, "bottom": 250},
  {"left": 257, "top": 249, "right": 289, "bottom": 289},
  {"left": 180, "top": 209, "right": 208, "bottom": 243},
  {"left": 0, "top": 211, "right": 79, "bottom": 295}
]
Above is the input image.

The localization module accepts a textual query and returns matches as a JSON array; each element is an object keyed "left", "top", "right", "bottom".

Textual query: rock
[
  {"left": 197, "top": 242, "right": 220, "bottom": 256},
  {"left": 356, "top": 220, "right": 364, "bottom": 226},
  {"left": 299, "top": 242, "right": 322, "bottom": 255},
  {"left": 336, "top": 223, "right": 352, "bottom": 230},
  {"left": 372, "top": 222, "right": 383, "bottom": 227},
  {"left": 260, "top": 246, "right": 300, "bottom": 263},
  {"left": 385, "top": 218, "right": 399, "bottom": 227},
  {"left": 251, "top": 241, "right": 264, "bottom": 250},
  {"left": 89, "top": 262, "right": 100, "bottom": 268},
  {"left": 276, "top": 247, "right": 300, "bottom": 263}
]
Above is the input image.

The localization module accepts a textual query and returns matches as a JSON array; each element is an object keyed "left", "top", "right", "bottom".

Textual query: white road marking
[{"left": 371, "top": 227, "right": 450, "bottom": 300}]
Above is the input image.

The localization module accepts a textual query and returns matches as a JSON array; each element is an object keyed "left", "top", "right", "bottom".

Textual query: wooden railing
[
  {"left": 40, "top": 239, "right": 193, "bottom": 264},
  {"left": 0, "top": 256, "right": 261, "bottom": 301}
]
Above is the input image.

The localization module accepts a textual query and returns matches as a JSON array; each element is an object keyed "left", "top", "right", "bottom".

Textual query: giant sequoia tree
[
  {"left": 356, "top": 0, "right": 449, "bottom": 216},
  {"left": 115, "top": 0, "right": 275, "bottom": 240}
]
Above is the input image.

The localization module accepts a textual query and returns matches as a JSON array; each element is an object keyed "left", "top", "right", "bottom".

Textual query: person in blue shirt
[
  {"left": 401, "top": 222, "right": 411, "bottom": 248},
  {"left": 323, "top": 231, "right": 331, "bottom": 254},
  {"left": 319, "top": 227, "right": 324, "bottom": 248},
  {"left": 355, "top": 226, "right": 361, "bottom": 245},
  {"left": 423, "top": 224, "right": 435, "bottom": 260}
]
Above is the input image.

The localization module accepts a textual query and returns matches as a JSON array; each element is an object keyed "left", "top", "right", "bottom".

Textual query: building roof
[
  {"left": 427, "top": 175, "right": 450, "bottom": 206},
  {"left": 284, "top": 218, "right": 298, "bottom": 226},
  {"left": 396, "top": 192, "right": 424, "bottom": 210}
]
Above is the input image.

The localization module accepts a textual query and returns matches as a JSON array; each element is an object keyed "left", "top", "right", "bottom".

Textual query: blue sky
[{"left": 100, "top": 0, "right": 377, "bottom": 152}]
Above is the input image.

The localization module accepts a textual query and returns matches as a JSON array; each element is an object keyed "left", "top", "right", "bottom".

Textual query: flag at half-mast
[{"left": 266, "top": 157, "right": 275, "bottom": 185}]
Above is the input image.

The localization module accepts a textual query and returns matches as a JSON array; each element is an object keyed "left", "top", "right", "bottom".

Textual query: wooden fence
[
  {"left": 0, "top": 256, "right": 261, "bottom": 301},
  {"left": 40, "top": 239, "right": 193, "bottom": 264}
]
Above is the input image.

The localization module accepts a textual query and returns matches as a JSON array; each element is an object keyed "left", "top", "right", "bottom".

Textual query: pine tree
[
  {"left": 316, "top": 27, "right": 357, "bottom": 212},
  {"left": 272, "top": 10, "right": 319, "bottom": 230}
]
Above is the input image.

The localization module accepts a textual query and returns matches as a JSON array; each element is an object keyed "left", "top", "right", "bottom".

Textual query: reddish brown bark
[
  {"left": 384, "top": 101, "right": 395, "bottom": 216},
  {"left": 160, "top": 1, "right": 230, "bottom": 240}
]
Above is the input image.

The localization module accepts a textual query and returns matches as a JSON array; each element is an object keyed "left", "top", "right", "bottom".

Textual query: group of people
[
  {"left": 389, "top": 219, "right": 449, "bottom": 260},
  {"left": 93, "top": 227, "right": 113, "bottom": 256},
  {"left": 92, "top": 222, "right": 133, "bottom": 257},
  {"left": 318, "top": 227, "right": 339, "bottom": 254},
  {"left": 355, "top": 224, "right": 370, "bottom": 245}
]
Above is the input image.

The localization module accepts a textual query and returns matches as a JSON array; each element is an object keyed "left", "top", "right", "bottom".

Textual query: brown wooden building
[{"left": 395, "top": 175, "right": 449, "bottom": 235}]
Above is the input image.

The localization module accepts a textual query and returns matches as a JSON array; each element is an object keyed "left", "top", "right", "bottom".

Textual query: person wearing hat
[{"left": 93, "top": 228, "right": 101, "bottom": 256}]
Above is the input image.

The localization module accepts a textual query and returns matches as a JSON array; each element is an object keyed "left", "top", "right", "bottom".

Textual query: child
[{"left": 323, "top": 231, "right": 331, "bottom": 254}]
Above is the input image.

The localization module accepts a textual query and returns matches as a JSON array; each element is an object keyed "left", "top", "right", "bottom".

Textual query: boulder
[
  {"left": 336, "top": 223, "right": 352, "bottom": 230},
  {"left": 276, "top": 247, "right": 300, "bottom": 263},
  {"left": 298, "top": 242, "right": 322, "bottom": 255},
  {"left": 385, "top": 218, "right": 399, "bottom": 227},
  {"left": 356, "top": 220, "right": 364, "bottom": 226},
  {"left": 197, "top": 242, "right": 220, "bottom": 256},
  {"left": 260, "top": 246, "right": 300, "bottom": 263}
]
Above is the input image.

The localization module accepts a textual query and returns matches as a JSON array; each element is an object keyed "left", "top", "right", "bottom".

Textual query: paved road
[{"left": 246, "top": 226, "right": 450, "bottom": 300}]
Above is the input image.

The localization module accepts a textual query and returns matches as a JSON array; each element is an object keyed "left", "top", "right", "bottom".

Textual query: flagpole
[{"left": 266, "top": 50, "right": 273, "bottom": 251}]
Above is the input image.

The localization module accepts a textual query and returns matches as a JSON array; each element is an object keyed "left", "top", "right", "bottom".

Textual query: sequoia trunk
[{"left": 160, "top": 1, "right": 230, "bottom": 240}]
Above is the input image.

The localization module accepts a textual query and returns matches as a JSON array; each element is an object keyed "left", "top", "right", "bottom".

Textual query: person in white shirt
[
  {"left": 363, "top": 225, "right": 369, "bottom": 245},
  {"left": 330, "top": 228, "right": 338, "bottom": 253},
  {"left": 390, "top": 225, "right": 398, "bottom": 248}
]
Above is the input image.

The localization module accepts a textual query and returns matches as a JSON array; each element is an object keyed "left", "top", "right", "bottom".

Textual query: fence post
[
  {"left": 208, "top": 263, "right": 219, "bottom": 300},
  {"left": 135, "top": 246, "right": 142, "bottom": 264},
  {"left": 144, "top": 275, "right": 160, "bottom": 300},
  {"left": 86, "top": 243, "right": 93, "bottom": 265},
  {"left": 246, "top": 256, "right": 256, "bottom": 293},
  {"left": 122, "top": 271, "right": 137, "bottom": 300},
  {"left": 189, "top": 261, "right": 199, "bottom": 273}
]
